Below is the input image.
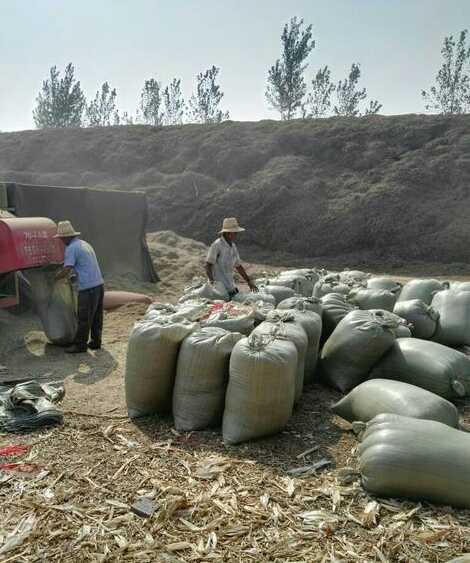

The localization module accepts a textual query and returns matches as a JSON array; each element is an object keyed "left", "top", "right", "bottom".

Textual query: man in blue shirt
[{"left": 55, "top": 220, "right": 104, "bottom": 354}]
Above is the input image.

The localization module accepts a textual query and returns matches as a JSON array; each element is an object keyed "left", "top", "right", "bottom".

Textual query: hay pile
[
  {"left": 147, "top": 231, "right": 209, "bottom": 301},
  {"left": 2, "top": 116, "right": 470, "bottom": 271}
]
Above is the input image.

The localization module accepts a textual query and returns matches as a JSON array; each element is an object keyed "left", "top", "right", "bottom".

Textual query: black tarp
[{"left": 5, "top": 183, "right": 158, "bottom": 282}]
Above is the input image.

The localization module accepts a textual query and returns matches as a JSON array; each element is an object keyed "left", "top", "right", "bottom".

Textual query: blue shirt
[{"left": 64, "top": 238, "right": 104, "bottom": 291}]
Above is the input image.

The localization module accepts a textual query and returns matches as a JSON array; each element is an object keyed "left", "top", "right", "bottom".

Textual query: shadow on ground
[
  {"left": 0, "top": 328, "right": 117, "bottom": 387},
  {"left": 130, "top": 383, "right": 353, "bottom": 476}
]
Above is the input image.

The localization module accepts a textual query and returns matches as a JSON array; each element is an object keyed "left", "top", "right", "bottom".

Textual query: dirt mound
[
  {"left": 1, "top": 115, "right": 470, "bottom": 270},
  {"left": 147, "top": 230, "right": 208, "bottom": 300}
]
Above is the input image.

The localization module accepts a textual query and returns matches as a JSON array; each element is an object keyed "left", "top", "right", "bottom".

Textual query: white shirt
[{"left": 206, "top": 237, "right": 241, "bottom": 292}]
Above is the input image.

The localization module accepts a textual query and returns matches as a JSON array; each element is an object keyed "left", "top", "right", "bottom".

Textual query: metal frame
[{"left": 0, "top": 272, "right": 19, "bottom": 308}]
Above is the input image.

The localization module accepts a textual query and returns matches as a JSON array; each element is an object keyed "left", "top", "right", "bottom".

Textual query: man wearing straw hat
[
  {"left": 54, "top": 220, "right": 104, "bottom": 354},
  {"left": 206, "top": 217, "right": 258, "bottom": 300}
]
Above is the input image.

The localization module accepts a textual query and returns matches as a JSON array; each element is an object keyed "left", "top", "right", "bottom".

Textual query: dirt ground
[{"left": 2, "top": 234, "right": 470, "bottom": 562}]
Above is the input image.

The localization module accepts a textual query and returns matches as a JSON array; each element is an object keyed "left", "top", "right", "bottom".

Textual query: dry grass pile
[
  {"left": 146, "top": 231, "right": 208, "bottom": 301},
  {"left": 1, "top": 116, "right": 470, "bottom": 270}
]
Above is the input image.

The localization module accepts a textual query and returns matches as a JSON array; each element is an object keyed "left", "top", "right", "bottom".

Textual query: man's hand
[
  {"left": 205, "top": 262, "right": 215, "bottom": 285},
  {"left": 235, "top": 264, "right": 258, "bottom": 293},
  {"left": 55, "top": 266, "right": 71, "bottom": 281},
  {"left": 55, "top": 266, "right": 75, "bottom": 280},
  {"left": 248, "top": 280, "right": 259, "bottom": 293}
]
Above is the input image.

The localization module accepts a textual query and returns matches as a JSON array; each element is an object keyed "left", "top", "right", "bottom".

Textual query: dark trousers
[{"left": 75, "top": 285, "right": 104, "bottom": 348}]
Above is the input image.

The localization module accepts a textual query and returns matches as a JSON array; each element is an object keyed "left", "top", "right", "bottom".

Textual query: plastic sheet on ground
[{"left": 0, "top": 381, "right": 65, "bottom": 432}]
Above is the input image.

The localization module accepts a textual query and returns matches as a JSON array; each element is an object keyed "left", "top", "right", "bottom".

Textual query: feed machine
[{"left": 0, "top": 217, "right": 64, "bottom": 309}]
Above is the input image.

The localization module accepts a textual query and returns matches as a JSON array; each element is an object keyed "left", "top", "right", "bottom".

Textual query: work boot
[
  {"left": 88, "top": 341, "right": 101, "bottom": 350},
  {"left": 65, "top": 345, "right": 87, "bottom": 354}
]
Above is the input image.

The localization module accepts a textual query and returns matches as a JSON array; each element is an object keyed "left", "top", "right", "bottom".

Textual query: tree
[
  {"left": 303, "top": 66, "right": 335, "bottom": 118},
  {"left": 333, "top": 64, "right": 382, "bottom": 117},
  {"left": 121, "top": 111, "right": 135, "bottom": 125},
  {"left": 163, "top": 78, "right": 185, "bottom": 125},
  {"left": 364, "top": 99, "right": 382, "bottom": 116},
  {"left": 86, "top": 82, "right": 118, "bottom": 126},
  {"left": 266, "top": 17, "right": 315, "bottom": 120},
  {"left": 333, "top": 63, "right": 367, "bottom": 117},
  {"left": 140, "top": 78, "right": 164, "bottom": 126},
  {"left": 33, "top": 63, "right": 86, "bottom": 128},
  {"left": 187, "top": 66, "right": 229, "bottom": 123},
  {"left": 422, "top": 29, "right": 470, "bottom": 114}
]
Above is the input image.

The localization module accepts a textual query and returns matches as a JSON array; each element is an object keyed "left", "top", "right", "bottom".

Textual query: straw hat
[
  {"left": 54, "top": 220, "right": 81, "bottom": 238},
  {"left": 219, "top": 217, "right": 245, "bottom": 233}
]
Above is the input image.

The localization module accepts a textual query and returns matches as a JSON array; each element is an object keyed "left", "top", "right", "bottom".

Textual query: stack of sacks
[{"left": 328, "top": 282, "right": 470, "bottom": 509}]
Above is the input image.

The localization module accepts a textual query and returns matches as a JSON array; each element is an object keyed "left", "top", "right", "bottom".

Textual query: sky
[{"left": 0, "top": 0, "right": 469, "bottom": 132}]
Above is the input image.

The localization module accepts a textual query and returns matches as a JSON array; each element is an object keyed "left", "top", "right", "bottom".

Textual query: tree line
[
  {"left": 33, "top": 64, "right": 229, "bottom": 128},
  {"left": 32, "top": 19, "right": 470, "bottom": 129}
]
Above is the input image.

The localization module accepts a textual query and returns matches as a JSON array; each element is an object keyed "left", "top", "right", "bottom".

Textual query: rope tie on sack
[
  {"left": 248, "top": 332, "right": 277, "bottom": 351},
  {"left": 266, "top": 310, "right": 295, "bottom": 324},
  {"left": 357, "top": 311, "right": 402, "bottom": 335}
]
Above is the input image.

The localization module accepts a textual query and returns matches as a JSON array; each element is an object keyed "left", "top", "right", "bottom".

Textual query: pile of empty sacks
[{"left": 125, "top": 269, "right": 470, "bottom": 509}]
